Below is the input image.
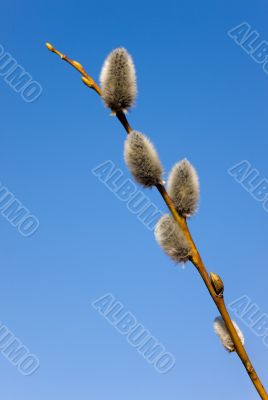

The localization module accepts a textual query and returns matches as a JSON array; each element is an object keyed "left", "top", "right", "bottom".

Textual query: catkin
[{"left": 100, "top": 48, "right": 136, "bottom": 113}]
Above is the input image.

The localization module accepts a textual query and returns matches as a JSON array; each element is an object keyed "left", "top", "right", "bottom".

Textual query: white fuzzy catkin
[
  {"left": 167, "top": 159, "right": 199, "bottom": 217},
  {"left": 124, "top": 131, "right": 163, "bottom": 187},
  {"left": 154, "top": 214, "right": 191, "bottom": 263},
  {"left": 214, "top": 317, "right": 245, "bottom": 352},
  {"left": 100, "top": 48, "right": 137, "bottom": 113}
]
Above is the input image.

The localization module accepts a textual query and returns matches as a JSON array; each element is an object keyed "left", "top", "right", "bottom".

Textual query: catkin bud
[
  {"left": 167, "top": 159, "right": 199, "bottom": 217},
  {"left": 154, "top": 214, "right": 191, "bottom": 263},
  {"left": 124, "top": 131, "right": 163, "bottom": 187},
  {"left": 210, "top": 272, "right": 224, "bottom": 297},
  {"left": 100, "top": 48, "right": 137, "bottom": 113},
  {"left": 214, "top": 317, "right": 245, "bottom": 352},
  {"left": 73, "top": 60, "right": 83, "bottom": 69}
]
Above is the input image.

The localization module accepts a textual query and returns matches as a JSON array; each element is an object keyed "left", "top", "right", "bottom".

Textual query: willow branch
[
  {"left": 45, "top": 42, "right": 101, "bottom": 95},
  {"left": 46, "top": 43, "right": 268, "bottom": 400},
  {"left": 45, "top": 42, "right": 132, "bottom": 134}
]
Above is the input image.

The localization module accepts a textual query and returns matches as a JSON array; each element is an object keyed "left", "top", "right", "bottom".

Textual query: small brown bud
[
  {"left": 81, "top": 76, "right": 93, "bottom": 88},
  {"left": 210, "top": 272, "right": 224, "bottom": 296},
  {"left": 46, "top": 42, "right": 54, "bottom": 51},
  {"left": 73, "top": 60, "right": 83, "bottom": 69}
]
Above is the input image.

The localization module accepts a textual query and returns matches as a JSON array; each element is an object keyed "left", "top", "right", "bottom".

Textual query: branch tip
[{"left": 46, "top": 42, "right": 54, "bottom": 52}]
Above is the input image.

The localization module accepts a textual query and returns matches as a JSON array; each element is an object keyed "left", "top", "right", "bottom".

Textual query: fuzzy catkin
[
  {"left": 154, "top": 214, "right": 191, "bottom": 263},
  {"left": 214, "top": 317, "right": 245, "bottom": 352},
  {"left": 167, "top": 159, "right": 199, "bottom": 217},
  {"left": 124, "top": 131, "right": 163, "bottom": 187},
  {"left": 100, "top": 48, "right": 137, "bottom": 113}
]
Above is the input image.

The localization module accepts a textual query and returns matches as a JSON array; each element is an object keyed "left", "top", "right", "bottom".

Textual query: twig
[
  {"left": 45, "top": 43, "right": 101, "bottom": 95},
  {"left": 46, "top": 42, "right": 268, "bottom": 399}
]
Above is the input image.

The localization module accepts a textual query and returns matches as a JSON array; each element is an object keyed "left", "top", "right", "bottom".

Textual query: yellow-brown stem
[
  {"left": 46, "top": 42, "right": 101, "bottom": 95},
  {"left": 46, "top": 42, "right": 268, "bottom": 399},
  {"left": 157, "top": 179, "right": 268, "bottom": 399}
]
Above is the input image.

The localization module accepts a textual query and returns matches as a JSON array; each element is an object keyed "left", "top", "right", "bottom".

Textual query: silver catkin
[
  {"left": 154, "top": 214, "right": 191, "bottom": 263},
  {"left": 214, "top": 317, "right": 245, "bottom": 352},
  {"left": 167, "top": 159, "right": 199, "bottom": 217},
  {"left": 100, "top": 48, "right": 137, "bottom": 113},
  {"left": 124, "top": 131, "right": 163, "bottom": 187}
]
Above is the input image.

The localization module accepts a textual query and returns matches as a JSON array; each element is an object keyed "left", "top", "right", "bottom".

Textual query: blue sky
[{"left": 0, "top": 0, "right": 268, "bottom": 399}]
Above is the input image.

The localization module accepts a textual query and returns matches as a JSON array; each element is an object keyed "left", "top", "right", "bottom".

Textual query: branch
[
  {"left": 45, "top": 42, "right": 101, "bottom": 95},
  {"left": 46, "top": 42, "right": 268, "bottom": 400},
  {"left": 45, "top": 43, "right": 132, "bottom": 134}
]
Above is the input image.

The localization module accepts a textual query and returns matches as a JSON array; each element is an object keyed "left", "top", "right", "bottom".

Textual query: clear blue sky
[{"left": 0, "top": 0, "right": 268, "bottom": 399}]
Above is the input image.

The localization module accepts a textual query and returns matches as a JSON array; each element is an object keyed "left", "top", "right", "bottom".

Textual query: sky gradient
[{"left": 0, "top": 1, "right": 268, "bottom": 399}]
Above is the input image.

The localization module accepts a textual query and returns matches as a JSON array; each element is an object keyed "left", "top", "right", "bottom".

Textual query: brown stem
[
  {"left": 156, "top": 188, "right": 268, "bottom": 398},
  {"left": 116, "top": 111, "right": 132, "bottom": 134},
  {"left": 46, "top": 43, "right": 268, "bottom": 399}
]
